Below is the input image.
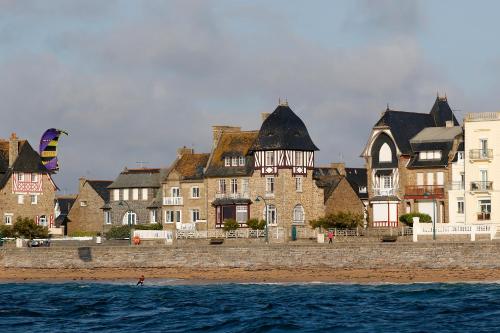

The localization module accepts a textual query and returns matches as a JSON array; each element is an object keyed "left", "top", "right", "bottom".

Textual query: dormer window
[
  {"left": 232, "top": 156, "right": 238, "bottom": 166},
  {"left": 419, "top": 150, "right": 442, "bottom": 160},
  {"left": 224, "top": 157, "right": 231, "bottom": 166},
  {"left": 379, "top": 143, "right": 392, "bottom": 163},
  {"left": 359, "top": 186, "right": 367, "bottom": 193},
  {"left": 238, "top": 156, "right": 245, "bottom": 166}
]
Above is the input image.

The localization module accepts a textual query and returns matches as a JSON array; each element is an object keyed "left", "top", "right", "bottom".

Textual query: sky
[{"left": 2, "top": 0, "right": 500, "bottom": 193}]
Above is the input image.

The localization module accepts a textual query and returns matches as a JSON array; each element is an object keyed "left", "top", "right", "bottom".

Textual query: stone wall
[
  {"left": 324, "top": 178, "right": 364, "bottom": 215},
  {"left": 3, "top": 242, "right": 500, "bottom": 269},
  {"left": 67, "top": 181, "right": 105, "bottom": 235}
]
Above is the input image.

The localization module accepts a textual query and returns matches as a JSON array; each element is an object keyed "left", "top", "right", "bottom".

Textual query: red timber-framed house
[
  {"left": 361, "top": 96, "right": 460, "bottom": 227},
  {"left": 0, "top": 133, "right": 58, "bottom": 228}
]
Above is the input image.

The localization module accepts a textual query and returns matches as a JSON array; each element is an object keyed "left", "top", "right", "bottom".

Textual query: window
[
  {"left": 165, "top": 210, "right": 174, "bottom": 223},
  {"left": 171, "top": 187, "right": 180, "bottom": 197},
  {"left": 436, "top": 172, "right": 444, "bottom": 186},
  {"left": 104, "top": 211, "right": 112, "bottom": 224},
  {"left": 175, "top": 210, "right": 182, "bottom": 222},
  {"left": 295, "top": 176, "right": 303, "bottom": 192},
  {"left": 416, "top": 173, "right": 424, "bottom": 186},
  {"left": 293, "top": 205, "right": 305, "bottom": 224},
  {"left": 266, "top": 176, "right": 275, "bottom": 194},
  {"left": 358, "top": 186, "right": 367, "bottom": 193},
  {"left": 381, "top": 175, "right": 392, "bottom": 189},
  {"left": 231, "top": 179, "right": 238, "bottom": 194},
  {"left": 31, "top": 173, "right": 38, "bottom": 182},
  {"left": 218, "top": 179, "right": 226, "bottom": 193},
  {"left": 150, "top": 210, "right": 157, "bottom": 223},
  {"left": 426, "top": 173, "right": 434, "bottom": 185},
  {"left": 17, "top": 173, "right": 24, "bottom": 182},
  {"left": 191, "top": 209, "right": 200, "bottom": 222},
  {"left": 123, "top": 211, "right": 137, "bottom": 225},
  {"left": 31, "top": 194, "right": 38, "bottom": 205},
  {"left": 480, "top": 138, "right": 488, "bottom": 155},
  {"left": 264, "top": 205, "right": 277, "bottom": 225},
  {"left": 225, "top": 157, "right": 231, "bottom": 166},
  {"left": 39, "top": 215, "right": 47, "bottom": 227},
  {"left": 80, "top": 200, "right": 88, "bottom": 207},
  {"left": 4, "top": 214, "right": 13, "bottom": 225},
  {"left": 17, "top": 195, "right": 24, "bottom": 205},
  {"left": 142, "top": 188, "right": 148, "bottom": 201},
  {"left": 114, "top": 189, "right": 120, "bottom": 201},
  {"left": 242, "top": 179, "right": 249, "bottom": 194},
  {"left": 123, "top": 189, "right": 129, "bottom": 201},
  {"left": 457, "top": 198, "right": 464, "bottom": 214},
  {"left": 238, "top": 156, "right": 245, "bottom": 166},
  {"left": 236, "top": 205, "right": 248, "bottom": 223},
  {"left": 419, "top": 151, "right": 442, "bottom": 160},
  {"left": 232, "top": 157, "right": 238, "bottom": 166},
  {"left": 478, "top": 198, "right": 491, "bottom": 220},
  {"left": 379, "top": 143, "right": 392, "bottom": 162},
  {"left": 295, "top": 151, "right": 303, "bottom": 165},
  {"left": 191, "top": 186, "right": 200, "bottom": 198},
  {"left": 265, "top": 151, "right": 275, "bottom": 165},
  {"left": 132, "top": 188, "right": 139, "bottom": 200},
  {"left": 457, "top": 151, "right": 464, "bottom": 160}
]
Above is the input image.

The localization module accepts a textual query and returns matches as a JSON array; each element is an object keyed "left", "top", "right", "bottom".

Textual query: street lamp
[
  {"left": 118, "top": 200, "right": 132, "bottom": 244},
  {"left": 254, "top": 195, "right": 269, "bottom": 244},
  {"left": 423, "top": 191, "right": 436, "bottom": 240}
]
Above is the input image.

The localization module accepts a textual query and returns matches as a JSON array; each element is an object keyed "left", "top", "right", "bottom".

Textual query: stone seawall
[{"left": 1, "top": 243, "right": 499, "bottom": 270}]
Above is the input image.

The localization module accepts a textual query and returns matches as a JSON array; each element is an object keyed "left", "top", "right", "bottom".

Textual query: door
[{"left": 417, "top": 201, "right": 436, "bottom": 222}]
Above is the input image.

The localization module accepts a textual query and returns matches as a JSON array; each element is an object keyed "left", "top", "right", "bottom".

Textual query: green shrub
[
  {"left": 134, "top": 223, "right": 163, "bottom": 230},
  {"left": 223, "top": 219, "right": 239, "bottom": 231},
  {"left": 105, "top": 225, "right": 132, "bottom": 239},
  {"left": 310, "top": 212, "right": 364, "bottom": 230},
  {"left": 13, "top": 217, "right": 49, "bottom": 239},
  {"left": 247, "top": 218, "right": 266, "bottom": 230},
  {"left": 69, "top": 231, "right": 98, "bottom": 237},
  {"left": 0, "top": 225, "right": 15, "bottom": 238},
  {"left": 399, "top": 213, "right": 432, "bottom": 226}
]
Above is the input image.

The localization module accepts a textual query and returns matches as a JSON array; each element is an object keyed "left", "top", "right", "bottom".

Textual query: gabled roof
[
  {"left": 55, "top": 195, "right": 77, "bottom": 215},
  {"left": 108, "top": 168, "right": 167, "bottom": 189},
  {"left": 249, "top": 104, "right": 319, "bottom": 152},
  {"left": 205, "top": 130, "right": 258, "bottom": 177},
  {"left": 87, "top": 180, "right": 113, "bottom": 201},
  {"left": 345, "top": 168, "right": 368, "bottom": 200},
  {"left": 11, "top": 141, "right": 49, "bottom": 173},
  {"left": 313, "top": 167, "right": 343, "bottom": 203},
  {"left": 430, "top": 96, "right": 460, "bottom": 127},
  {"left": 171, "top": 153, "right": 210, "bottom": 180}
]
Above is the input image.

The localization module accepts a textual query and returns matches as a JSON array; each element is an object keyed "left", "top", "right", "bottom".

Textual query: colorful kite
[{"left": 39, "top": 128, "right": 68, "bottom": 172}]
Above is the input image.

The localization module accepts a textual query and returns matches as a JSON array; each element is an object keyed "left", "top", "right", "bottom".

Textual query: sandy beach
[{"left": 1, "top": 267, "right": 500, "bottom": 283}]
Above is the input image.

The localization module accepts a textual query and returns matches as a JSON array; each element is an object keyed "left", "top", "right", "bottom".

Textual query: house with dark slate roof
[
  {"left": 54, "top": 195, "right": 76, "bottom": 234},
  {"left": 361, "top": 95, "right": 462, "bottom": 227},
  {"left": 66, "top": 178, "right": 113, "bottom": 235},
  {"left": 0, "top": 133, "right": 58, "bottom": 230}
]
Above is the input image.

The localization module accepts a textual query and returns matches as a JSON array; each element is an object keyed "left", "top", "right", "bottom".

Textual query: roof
[
  {"left": 410, "top": 126, "right": 462, "bottom": 143},
  {"left": 430, "top": 96, "right": 460, "bottom": 127},
  {"left": 108, "top": 168, "right": 167, "bottom": 189},
  {"left": 249, "top": 104, "right": 319, "bottom": 152},
  {"left": 407, "top": 142, "right": 454, "bottom": 168},
  {"left": 345, "top": 168, "right": 368, "bottom": 200},
  {"left": 205, "top": 130, "right": 258, "bottom": 177},
  {"left": 11, "top": 141, "right": 49, "bottom": 173},
  {"left": 172, "top": 153, "right": 209, "bottom": 180},
  {"left": 86, "top": 180, "right": 113, "bottom": 201},
  {"left": 313, "top": 167, "right": 343, "bottom": 203},
  {"left": 55, "top": 196, "right": 77, "bottom": 215}
]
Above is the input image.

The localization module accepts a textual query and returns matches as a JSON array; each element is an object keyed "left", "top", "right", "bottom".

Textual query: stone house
[
  {"left": 54, "top": 195, "right": 76, "bottom": 235},
  {"left": 361, "top": 96, "right": 461, "bottom": 227},
  {"left": 0, "top": 133, "right": 58, "bottom": 228},
  {"left": 66, "top": 178, "right": 112, "bottom": 234},
  {"left": 105, "top": 168, "right": 167, "bottom": 228},
  {"left": 161, "top": 148, "right": 210, "bottom": 230}
]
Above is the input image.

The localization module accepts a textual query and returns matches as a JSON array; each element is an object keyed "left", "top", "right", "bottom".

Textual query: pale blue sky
[{"left": 1, "top": 0, "right": 500, "bottom": 192}]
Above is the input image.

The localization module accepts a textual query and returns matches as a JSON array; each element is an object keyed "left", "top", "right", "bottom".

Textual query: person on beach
[
  {"left": 137, "top": 275, "right": 145, "bottom": 286},
  {"left": 327, "top": 231, "right": 334, "bottom": 244}
]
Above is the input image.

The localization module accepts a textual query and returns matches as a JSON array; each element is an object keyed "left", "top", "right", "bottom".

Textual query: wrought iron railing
[
  {"left": 469, "top": 149, "right": 493, "bottom": 159},
  {"left": 470, "top": 181, "right": 493, "bottom": 191}
]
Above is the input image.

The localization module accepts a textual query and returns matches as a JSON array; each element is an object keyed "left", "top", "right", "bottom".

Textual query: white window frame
[
  {"left": 132, "top": 188, "right": 139, "bottom": 200},
  {"left": 231, "top": 178, "right": 238, "bottom": 194},
  {"left": 265, "top": 151, "right": 275, "bottom": 166},
  {"left": 358, "top": 186, "right": 367, "bottom": 193},
  {"left": 479, "top": 198, "right": 491, "bottom": 213},
  {"left": 191, "top": 209, "right": 200, "bottom": 223},
  {"left": 295, "top": 176, "right": 303, "bottom": 192},
  {"left": 379, "top": 143, "right": 392, "bottom": 162},
  {"left": 458, "top": 151, "right": 464, "bottom": 160},
  {"left": 4, "top": 213, "right": 13, "bottom": 225},
  {"left": 175, "top": 210, "right": 182, "bottom": 223},
  {"left": 293, "top": 204, "right": 305, "bottom": 224},
  {"left": 123, "top": 189, "right": 129, "bottom": 201},
  {"left": 232, "top": 156, "right": 238, "bottom": 166},
  {"left": 426, "top": 173, "right": 434, "bottom": 186},
  {"left": 104, "top": 211, "right": 112, "bottom": 224},
  {"left": 264, "top": 205, "right": 277, "bottom": 226},
  {"left": 266, "top": 176, "right": 275, "bottom": 194},
  {"left": 236, "top": 205, "right": 248, "bottom": 223},
  {"left": 113, "top": 189, "right": 120, "bottom": 201},
  {"left": 17, "top": 173, "right": 24, "bottom": 182},
  {"left": 171, "top": 187, "right": 180, "bottom": 197},
  {"left": 295, "top": 151, "right": 303, "bottom": 166},
  {"left": 150, "top": 209, "right": 157, "bottom": 223},
  {"left": 31, "top": 173, "right": 38, "bottom": 182},
  {"left": 241, "top": 178, "right": 249, "bottom": 195},
  {"left": 238, "top": 156, "right": 245, "bottom": 166},
  {"left": 142, "top": 188, "right": 148, "bottom": 201},
  {"left": 457, "top": 198, "right": 464, "bottom": 215},
  {"left": 165, "top": 210, "right": 174, "bottom": 223},
  {"left": 225, "top": 157, "right": 231, "bottom": 167},
  {"left": 39, "top": 215, "right": 47, "bottom": 227},
  {"left": 17, "top": 194, "right": 24, "bottom": 205},
  {"left": 31, "top": 194, "right": 38, "bottom": 205},
  {"left": 381, "top": 175, "right": 392, "bottom": 189},
  {"left": 218, "top": 179, "right": 226, "bottom": 193},
  {"left": 436, "top": 172, "right": 444, "bottom": 186},
  {"left": 80, "top": 200, "right": 88, "bottom": 207},
  {"left": 191, "top": 186, "right": 200, "bottom": 198}
]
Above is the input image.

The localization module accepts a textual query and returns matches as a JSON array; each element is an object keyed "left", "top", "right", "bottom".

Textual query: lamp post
[
  {"left": 423, "top": 191, "right": 436, "bottom": 240},
  {"left": 118, "top": 200, "right": 132, "bottom": 245},
  {"left": 254, "top": 195, "right": 268, "bottom": 244}
]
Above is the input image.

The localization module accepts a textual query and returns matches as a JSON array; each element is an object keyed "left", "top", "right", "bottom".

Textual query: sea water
[{"left": 1, "top": 281, "right": 500, "bottom": 332}]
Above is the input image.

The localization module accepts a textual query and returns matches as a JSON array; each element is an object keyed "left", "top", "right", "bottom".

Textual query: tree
[
  {"left": 13, "top": 217, "right": 49, "bottom": 239},
  {"left": 223, "top": 219, "right": 239, "bottom": 231},
  {"left": 399, "top": 213, "right": 432, "bottom": 226},
  {"left": 247, "top": 218, "right": 266, "bottom": 230}
]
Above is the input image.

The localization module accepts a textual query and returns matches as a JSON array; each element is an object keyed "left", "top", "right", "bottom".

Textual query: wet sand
[{"left": 1, "top": 267, "right": 500, "bottom": 283}]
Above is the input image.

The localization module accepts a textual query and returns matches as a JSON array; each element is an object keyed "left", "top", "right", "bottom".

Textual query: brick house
[
  {"left": 105, "top": 168, "right": 167, "bottom": 228},
  {"left": 161, "top": 148, "right": 209, "bottom": 230},
  {"left": 66, "top": 178, "right": 112, "bottom": 234},
  {"left": 361, "top": 96, "right": 461, "bottom": 227},
  {"left": 0, "top": 133, "right": 58, "bottom": 228}
]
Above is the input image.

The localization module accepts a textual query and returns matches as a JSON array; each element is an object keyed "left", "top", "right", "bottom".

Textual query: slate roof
[
  {"left": 430, "top": 97, "right": 460, "bottom": 127},
  {"left": 86, "top": 180, "right": 113, "bottom": 201},
  {"left": 55, "top": 196, "right": 77, "bottom": 215},
  {"left": 205, "top": 130, "right": 258, "bottom": 177},
  {"left": 249, "top": 104, "right": 319, "bottom": 152},
  {"left": 171, "top": 153, "right": 210, "bottom": 180},
  {"left": 345, "top": 168, "right": 368, "bottom": 200},
  {"left": 313, "top": 167, "right": 343, "bottom": 203},
  {"left": 108, "top": 168, "right": 167, "bottom": 189}
]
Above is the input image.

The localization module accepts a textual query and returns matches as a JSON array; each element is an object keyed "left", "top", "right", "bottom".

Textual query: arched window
[
  {"left": 122, "top": 211, "right": 137, "bottom": 225},
  {"left": 263, "top": 205, "right": 277, "bottom": 225},
  {"left": 293, "top": 204, "right": 305, "bottom": 224},
  {"left": 379, "top": 143, "right": 392, "bottom": 162}
]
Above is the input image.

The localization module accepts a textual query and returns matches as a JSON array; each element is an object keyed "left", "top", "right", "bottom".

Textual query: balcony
[
  {"left": 404, "top": 185, "right": 445, "bottom": 199},
  {"left": 477, "top": 212, "right": 491, "bottom": 221},
  {"left": 163, "top": 197, "right": 183, "bottom": 205},
  {"left": 449, "top": 181, "right": 465, "bottom": 190},
  {"left": 373, "top": 188, "right": 397, "bottom": 196},
  {"left": 214, "top": 192, "right": 250, "bottom": 200},
  {"left": 470, "top": 181, "right": 493, "bottom": 192},
  {"left": 469, "top": 149, "right": 493, "bottom": 161}
]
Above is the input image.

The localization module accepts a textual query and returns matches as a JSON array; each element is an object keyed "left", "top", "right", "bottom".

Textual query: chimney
[
  {"left": 211, "top": 126, "right": 241, "bottom": 148},
  {"left": 78, "top": 177, "right": 86, "bottom": 190},
  {"left": 261, "top": 112, "right": 270, "bottom": 123},
  {"left": 177, "top": 146, "right": 194, "bottom": 158},
  {"left": 445, "top": 120, "right": 454, "bottom": 128},
  {"left": 8, "top": 132, "right": 19, "bottom": 167},
  {"left": 330, "top": 162, "right": 346, "bottom": 176}
]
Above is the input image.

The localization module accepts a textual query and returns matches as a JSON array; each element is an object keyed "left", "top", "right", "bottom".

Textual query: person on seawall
[
  {"left": 327, "top": 230, "right": 334, "bottom": 244},
  {"left": 137, "top": 275, "right": 145, "bottom": 286}
]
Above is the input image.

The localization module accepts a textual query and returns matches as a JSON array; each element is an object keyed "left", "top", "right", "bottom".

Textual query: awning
[{"left": 211, "top": 198, "right": 252, "bottom": 206}]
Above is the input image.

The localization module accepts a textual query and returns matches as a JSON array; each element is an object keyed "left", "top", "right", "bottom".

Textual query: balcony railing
[
  {"left": 404, "top": 185, "right": 444, "bottom": 199},
  {"left": 469, "top": 149, "right": 493, "bottom": 160},
  {"left": 477, "top": 212, "right": 491, "bottom": 221},
  {"left": 373, "top": 188, "right": 396, "bottom": 196},
  {"left": 470, "top": 181, "right": 493, "bottom": 191},
  {"left": 163, "top": 197, "right": 183, "bottom": 205},
  {"left": 449, "top": 181, "right": 465, "bottom": 190},
  {"left": 214, "top": 192, "right": 250, "bottom": 200}
]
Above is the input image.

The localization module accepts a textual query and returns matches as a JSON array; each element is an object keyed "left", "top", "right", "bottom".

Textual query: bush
[
  {"left": 69, "top": 231, "right": 98, "bottom": 237},
  {"left": 223, "top": 219, "right": 239, "bottom": 231},
  {"left": 399, "top": 213, "right": 432, "bottom": 226},
  {"left": 0, "top": 225, "right": 15, "bottom": 238},
  {"left": 105, "top": 225, "right": 132, "bottom": 239},
  {"left": 134, "top": 223, "right": 163, "bottom": 230},
  {"left": 13, "top": 217, "right": 49, "bottom": 239},
  {"left": 247, "top": 218, "right": 266, "bottom": 230},
  {"left": 310, "top": 211, "right": 364, "bottom": 230}
]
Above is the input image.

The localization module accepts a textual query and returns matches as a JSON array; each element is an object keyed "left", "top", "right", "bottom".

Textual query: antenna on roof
[
  {"left": 136, "top": 161, "right": 149, "bottom": 168},
  {"left": 386, "top": 103, "right": 390, "bottom": 111}
]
